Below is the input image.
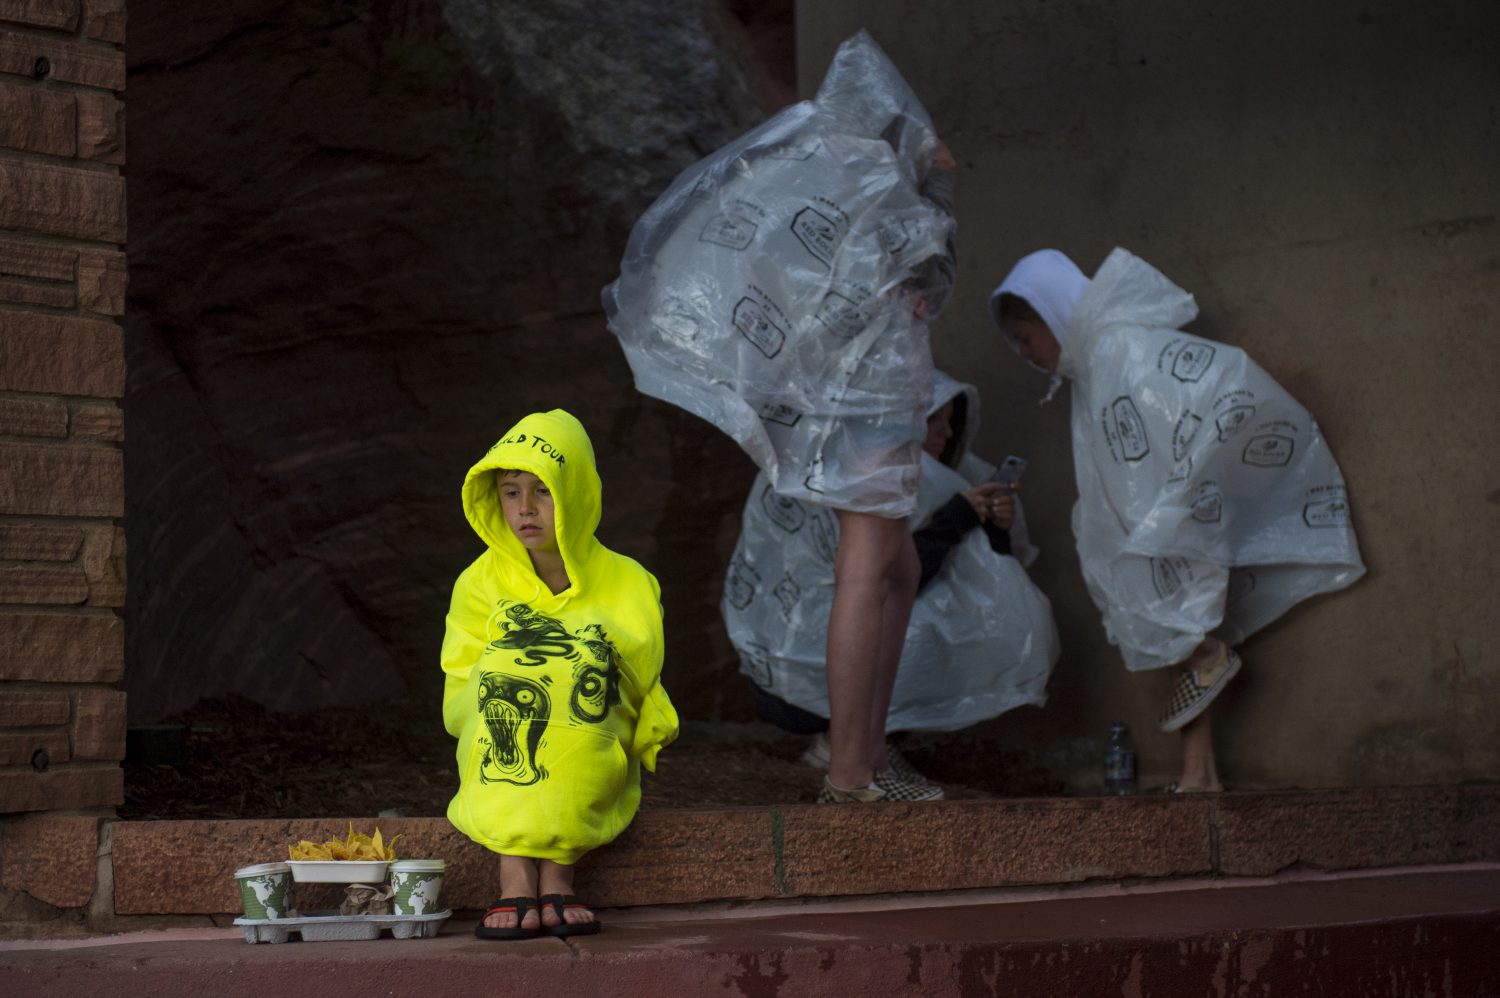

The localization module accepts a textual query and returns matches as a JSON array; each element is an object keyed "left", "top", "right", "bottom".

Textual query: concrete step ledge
[
  {"left": 1, "top": 783, "right": 1497, "bottom": 922},
  {"left": 2, "top": 868, "right": 1498, "bottom": 997}
]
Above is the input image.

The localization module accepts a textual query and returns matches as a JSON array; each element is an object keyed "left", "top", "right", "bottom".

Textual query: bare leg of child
[
  {"left": 1178, "top": 710, "right": 1221, "bottom": 791},
  {"left": 825, "top": 510, "right": 920, "bottom": 790},
  {"left": 538, "top": 859, "right": 595, "bottom": 929},
  {"left": 485, "top": 854, "right": 540, "bottom": 931}
]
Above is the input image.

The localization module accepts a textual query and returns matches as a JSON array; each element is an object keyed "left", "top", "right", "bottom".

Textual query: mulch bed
[{"left": 121, "top": 697, "right": 1064, "bottom": 820}]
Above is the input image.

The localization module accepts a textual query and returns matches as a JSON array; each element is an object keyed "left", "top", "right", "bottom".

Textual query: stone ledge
[{"left": 82, "top": 784, "right": 1500, "bottom": 916}]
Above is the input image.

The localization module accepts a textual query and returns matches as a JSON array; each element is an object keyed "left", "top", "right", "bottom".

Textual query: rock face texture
[{"left": 125, "top": 0, "right": 792, "bottom": 721}]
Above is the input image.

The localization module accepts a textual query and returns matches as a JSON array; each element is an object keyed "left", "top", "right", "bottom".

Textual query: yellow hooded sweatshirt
[{"left": 441, "top": 409, "right": 678, "bottom": 863}]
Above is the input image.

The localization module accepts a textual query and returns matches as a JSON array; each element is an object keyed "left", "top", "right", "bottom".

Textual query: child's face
[
  {"left": 497, "top": 470, "right": 558, "bottom": 553},
  {"left": 1004, "top": 316, "right": 1061, "bottom": 374},
  {"left": 923, "top": 399, "right": 956, "bottom": 458}
]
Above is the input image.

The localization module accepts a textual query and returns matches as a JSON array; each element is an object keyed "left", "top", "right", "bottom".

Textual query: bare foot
[
  {"left": 538, "top": 859, "right": 596, "bottom": 930},
  {"left": 484, "top": 854, "right": 540, "bottom": 932}
]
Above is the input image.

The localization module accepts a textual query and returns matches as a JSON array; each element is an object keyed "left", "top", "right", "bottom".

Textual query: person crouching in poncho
[
  {"left": 441, "top": 409, "right": 678, "bottom": 938},
  {"left": 990, "top": 249, "right": 1364, "bottom": 791}
]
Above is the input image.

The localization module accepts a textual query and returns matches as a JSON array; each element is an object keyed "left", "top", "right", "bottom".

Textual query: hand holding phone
[{"left": 989, "top": 455, "right": 1027, "bottom": 488}]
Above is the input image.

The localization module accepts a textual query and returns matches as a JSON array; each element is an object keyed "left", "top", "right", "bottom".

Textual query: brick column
[{"left": 0, "top": 0, "right": 127, "bottom": 814}]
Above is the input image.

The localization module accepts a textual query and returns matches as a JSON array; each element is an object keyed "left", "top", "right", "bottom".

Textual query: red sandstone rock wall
[
  {"left": 123, "top": 1, "right": 792, "bottom": 723},
  {"left": 0, "top": 0, "right": 128, "bottom": 813}
]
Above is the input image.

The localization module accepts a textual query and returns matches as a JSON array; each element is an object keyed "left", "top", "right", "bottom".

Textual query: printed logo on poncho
[
  {"left": 1172, "top": 413, "right": 1203, "bottom": 462},
  {"left": 1150, "top": 557, "right": 1195, "bottom": 599},
  {"left": 773, "top": 574, "right": 802, "bottom": 617},
  {"left": 733, "top": 290, "right": 789, "bottom": 359},
  {"left": 1242, "top": 434, "right": 1294, "bottom": 467},
  {"left": 1191, "top": 482, "right": 1223, "bottom": 524},
  {"left": 808, "top": 510, "right": 838, "bottom": 563},
  {"left": 791, "top": 201, "right": 848, "bottom": 267},
  {"left": 654, "top": 297, "right": 703, "bottom": 344},
  {"left": 475, "top": 603, "right": 622, "bottom": 788},
  {"left": 701, "top": 213, "right": 758, "bottom": 250},
  {"left": 1108, "top": 397, "right": 1151, "bottom": 462},
  {"left": 726, "top": 556, "right": 761, "bottom": 610},
  {"left": 1215, "top": 405, "right": 1256, "bottom": 441},
  {"left": 760, "top": 484, "right": 806, "bottom": 533},
  {"left": 741, "top": 642, "right": 773, "bottom": 687},
  {"left": 759, "top": 402, "right": 801, "bottom": 427},
  {"left": 877, "top": 216, "right": 915, "bottom": 257},
  {"left": 1159, "top": 341, "right": 1216, "bottom": 383},
  {"left": 1227, "top": 569, "right": 1257, "bottom": 608},
  {"left": 814, "top": 291, "right": 867, "bottom": 340},
  {"left": 1303, "top": 485, "right": 1352, "bottom": 528}
]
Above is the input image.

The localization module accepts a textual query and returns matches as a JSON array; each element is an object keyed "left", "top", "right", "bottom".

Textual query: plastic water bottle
[{"left": 1103, "top": 721, "right": 1137, "bottom": 795}]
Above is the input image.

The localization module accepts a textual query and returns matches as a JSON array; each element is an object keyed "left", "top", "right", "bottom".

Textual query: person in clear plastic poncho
[
  {"left": 605, "top": 33, "right": 957, "bottom": 803},
  {"left": 991, "top": 248, "right": 1365, "bottom": 791},
  {"left": 723, "top": 370, "right": 1060, "bottom": 782}
]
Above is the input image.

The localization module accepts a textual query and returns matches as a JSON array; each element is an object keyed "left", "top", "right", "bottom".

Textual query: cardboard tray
[{"left": 234, "top": 909, "right": 451, "bottom": 943}]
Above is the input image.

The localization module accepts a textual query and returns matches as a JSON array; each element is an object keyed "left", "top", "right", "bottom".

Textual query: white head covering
[
  {"left": 988, "top": 249, "right": 1090, "bottom": 348},
  {"left": 988, "top": 249, "right": 1091, "bottom": 400}
]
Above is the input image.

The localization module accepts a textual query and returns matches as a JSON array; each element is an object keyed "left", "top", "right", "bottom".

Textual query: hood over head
[
  {"left": 814, "top": 30, "right": 939, "bottom": 180},
  {"left": 988, "top": 249, "right": 1090, "bottom": 369},
  {"left": 927, "top": 369, "right": 980, "bottom": 469},
  {"left": 462, "top": 409, "right": 601, "bottom": 594}
]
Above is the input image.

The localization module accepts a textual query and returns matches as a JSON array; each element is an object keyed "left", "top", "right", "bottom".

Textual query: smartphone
[{"left": 989, "top": 455, "right": 1028, "bottom": 486}]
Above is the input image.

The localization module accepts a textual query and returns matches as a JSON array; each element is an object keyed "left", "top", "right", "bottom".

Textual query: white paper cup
[
  {"left": 388, "top": 859, "right": 445, "bottom": 916},
  {"left": 235, "top": 862, "right": 295, "bottom": 920}
]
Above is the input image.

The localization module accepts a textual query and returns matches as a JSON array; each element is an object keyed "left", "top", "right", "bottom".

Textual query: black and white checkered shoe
[
  {"left": 885, "top": 742, "right": 931, "bottom": 785},
  {"left": 1159, "top": 646, "right": 1242, "bottom": 732},
  {"left": 816, "top": 777, "right": 886, "bottom": 804},
  {"left": 873, "top": 770, "right": 945, "bottom": 801}
]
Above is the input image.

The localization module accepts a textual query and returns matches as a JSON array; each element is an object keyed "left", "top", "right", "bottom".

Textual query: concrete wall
[
  {"left": 0, "top": 0, "right": 128, "bottom": 814},
  {"left": 799, "top": 1, "right": 1499, "bottom": 789}
]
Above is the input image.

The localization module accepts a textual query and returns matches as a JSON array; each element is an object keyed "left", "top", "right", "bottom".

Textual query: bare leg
[
  {"left": 826, "top": 511, "right": 918, "bottom": 789},
  {"left": 484, "top": 854, "right": 540, "bottom": 930},
  {"left": 538, "top": 859, "right": 595, "bottom": 929},
  {"left": 866, "top": 531, "right": 920, "bottom": 772},
  {"left": 1178, "top": 709, "right": 1221, "bottom": 790}
]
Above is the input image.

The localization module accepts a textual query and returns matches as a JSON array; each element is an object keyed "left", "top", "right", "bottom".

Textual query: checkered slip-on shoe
[
  {"left": 816, "top": 777, "right": 887, "bottom": 803},
  {"left": 1159, "top": 646, "right": 1243, "bottom": 732},
  {"left": 800, "top": 732, "right": 832, "bottom": 771},
  {"left": 885, "top": 742, "right": 930, "bottom": 785},
  {"left": 873, "top": 770, "right": 945, "bottom": 801}
]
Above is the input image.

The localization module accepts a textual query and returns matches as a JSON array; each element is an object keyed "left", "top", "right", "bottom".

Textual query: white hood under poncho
[
  {"left": 997, "top": 247, "right": 1366, "bottom": 669},
  {"left": 721, "top": 370, "right": 1058, "bottom": 732}
]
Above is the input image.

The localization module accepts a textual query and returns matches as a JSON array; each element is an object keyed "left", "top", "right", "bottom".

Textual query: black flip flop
[
  {"left": 538, "top": 893, "right": 602, "bottom": 936},
  {"left": 474, "top": 896, "right": 542, "bottom": 940}
]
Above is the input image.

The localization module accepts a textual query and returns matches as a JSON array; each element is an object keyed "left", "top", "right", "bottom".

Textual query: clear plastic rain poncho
[
  {"left": 603, "top": 32, "right": 955, "bottom": 517},
  {"left": 722, "top": 371, "right": 1059, "bottom": 732},
  {"left": 1009, "top": 248, "right": 1366, "bottom": 670}
]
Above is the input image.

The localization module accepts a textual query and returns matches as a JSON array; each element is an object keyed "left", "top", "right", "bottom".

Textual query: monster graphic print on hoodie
[{"left": 441, "top": 410, "right": 678, "bottom": 864}]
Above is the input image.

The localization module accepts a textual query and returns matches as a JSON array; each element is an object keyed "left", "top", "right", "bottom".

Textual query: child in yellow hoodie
[{"left": 441, "top": 409, "right": 678, "bottom": 939}]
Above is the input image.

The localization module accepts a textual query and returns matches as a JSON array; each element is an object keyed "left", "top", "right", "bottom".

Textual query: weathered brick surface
[
  {"left": 0, "top": 159, "right": 126, "bottom": 243},
  {"left": 0, "top": 81, "right": 75, "bottom": 156},
  {"left": 76, "top": 248, "right": 125, "bottom": 314},
  {"left": 0, "top": 763, "right": 121, "bottom": 813},
  {"left": 0, "top": 730, "right": 70, "bottom": 766},
  {"left": 69, "top": 403, "right": 123, "bottom": 442},
  {"left": 0, "top": 690, "right": 71, "bottom": 727},
  {"left": 0, "top": 814, "right": 98, "bottom": 909},
  {"left": 71, "top": 687, "right": 124, "bottom": 760},
  {"left": 0, "top": 237, "right": 75, "bottom": 282},
  {"left": 1216, "top": 786, "right": 1500, "bottom": 875},
  {"left": 781, "top": 796, "right": 1213, "bottom": 897},
  {"left": 0, "top": 397, "right": 68, "bottom": 438},
  {"left": 82, "top": 0, "right": 122, "bottom": 44},
  {"left": 0, "top": 522, "right": 82, "bottom": 561},
  {"left": 0, "top": 0, "right": 81, "bottom": 33},
  {"left": 0, "top": 277, "right": 75, "bottom": 308},
  {"left": 0, "top": 611, "right": 123, "bottom": 683},
  {"left": 0, "top": 32, "right": 125, "bottom": 90},
  {"left": 75, "top": 90, "right": 123, "bottom": 164},
  {"left": 0, "top": 312, "right": 124, "bottom": 396},
  {"left": 0, "top": 442, "right": 123, "bottom": 517},
  {"left": 80, "top": 524, "right": 124, "bottom": 605},
  {"left": 0, "top": 563, "right": 88, "bottom": 603}
]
